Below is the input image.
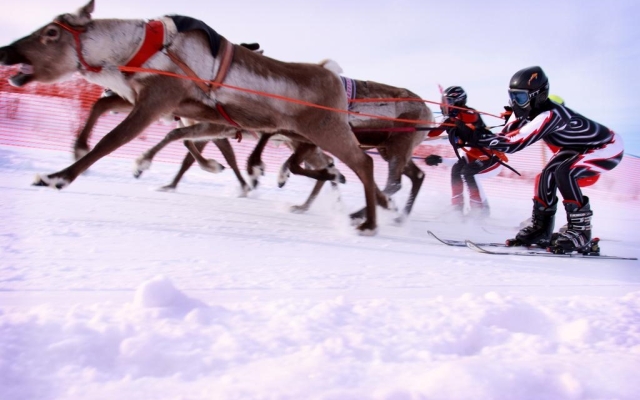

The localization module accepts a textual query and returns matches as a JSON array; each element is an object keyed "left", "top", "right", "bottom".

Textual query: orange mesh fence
[{"left": 1, "top": 70, "right": 638, "bottom": 206}]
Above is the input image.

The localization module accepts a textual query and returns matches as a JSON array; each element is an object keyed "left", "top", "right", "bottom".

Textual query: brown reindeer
[
  {"left": 73, "top": 43, "right": 266, "bottom": 196},
  {"left": 139, "top": 78, "right": 433, "bottom": 223},
  {"left": 254, "top": 78, "right": 432, "bottom": 223},
  {"left": 0, "top": 0, "right": 388, "bottom": 234}
]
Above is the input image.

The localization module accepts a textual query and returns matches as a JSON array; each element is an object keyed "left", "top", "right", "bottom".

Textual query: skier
[
  {"left": 424, "top": 86, "right": 507, "bottom": 218},
  {"left": 453, "top": 66, "right": 624, "bottom": 253}
]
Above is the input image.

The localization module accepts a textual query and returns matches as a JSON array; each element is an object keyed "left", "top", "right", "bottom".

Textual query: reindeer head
[{"left": 0, "top": 0, "right": 95, "bottom": 87}]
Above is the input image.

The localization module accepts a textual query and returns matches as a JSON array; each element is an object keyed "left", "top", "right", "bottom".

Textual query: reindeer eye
[{"left": 45, "top": 28, "right": 58, "bottom": 37}]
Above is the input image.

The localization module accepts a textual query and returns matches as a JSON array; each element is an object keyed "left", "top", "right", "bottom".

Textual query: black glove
[{"left": 425, "top": 155, "right": 443, "bottom": 166}]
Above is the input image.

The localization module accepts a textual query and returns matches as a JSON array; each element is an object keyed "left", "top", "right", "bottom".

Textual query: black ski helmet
[
  {"left": 441, "top": 86, "right": 467, "bottom": 117},
  {"left": 508, "top": 66, "right": 549, "bottom": 118}
]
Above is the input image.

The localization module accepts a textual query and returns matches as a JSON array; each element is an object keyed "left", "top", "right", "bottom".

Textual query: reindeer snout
[
  {"left": 0, "top": 46, "right": 25, "bottom": 66},
  {"left": 0, "top": 47, "right": 8, "bottom": 65}
]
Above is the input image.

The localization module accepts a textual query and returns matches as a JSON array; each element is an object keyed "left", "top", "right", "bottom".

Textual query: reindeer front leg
[
  {"left": 246, "top": 133, "right": 272, "bottom": 188},
  {"left": 34, "top": 79, "right": 183, "bottom": 189},
  {"left": 74, "top": 95, "right": 133, "bottom": 161}
]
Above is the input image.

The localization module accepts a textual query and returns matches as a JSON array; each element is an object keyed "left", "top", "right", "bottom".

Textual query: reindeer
[
  {"left": 0, "top": 0, "right": 390, "bottom": 234},
  {"left": 253, "top": 78, "right": 432, "bottom": 223},
  {"left": 132, "top": 78, "right": 433, "bottom": 223},
  {"left": 72, "top": 43, "right": 266, "bottom": 196}
]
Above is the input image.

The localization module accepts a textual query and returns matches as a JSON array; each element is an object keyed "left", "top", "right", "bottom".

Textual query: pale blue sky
[{"left": 1, "top": 0, "right": 638, "bottom": 155}]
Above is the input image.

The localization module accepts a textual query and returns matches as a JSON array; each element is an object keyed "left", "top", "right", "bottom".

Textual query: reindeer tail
[{"left": 319, "top": 59, "right": 343, "bottom": 76}]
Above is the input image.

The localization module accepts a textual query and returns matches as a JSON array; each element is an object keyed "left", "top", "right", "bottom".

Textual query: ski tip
[{"left": 465, "top": 240, "right": 490, "bottom": 253}]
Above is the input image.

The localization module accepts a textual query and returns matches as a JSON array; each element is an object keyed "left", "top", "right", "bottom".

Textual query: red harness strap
[
  {"left": 54, "top": 21, "right": 102, "bottom": 73},
  {"left": 216, "top": 103, "right": 243, "bottom": 142},
  {"left": 213, "top": 39, "right": 243, "bottom": 138},
  {"left": 55, "top": 20, "right": 166, "bottom": 73},
  {"left": 125, "top": 20, "right": 165, "bottom": 68}
]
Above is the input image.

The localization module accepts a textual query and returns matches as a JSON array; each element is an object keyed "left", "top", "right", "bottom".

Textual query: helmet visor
[
  {"left": 441, "top": 96, "right": 457, "bottom": 117},
  {"left": 508, "top": 89, "right": 531, "bottom": 107}
]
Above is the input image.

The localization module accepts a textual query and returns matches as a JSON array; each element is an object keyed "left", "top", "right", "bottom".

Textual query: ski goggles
[{"left": 508, "top": 89, "right": 532, "bottom": 107}]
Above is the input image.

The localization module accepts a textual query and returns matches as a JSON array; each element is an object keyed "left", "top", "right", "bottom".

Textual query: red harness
[
  {"left": 54, "top": 19, "right": 166, "bottom": 73},
  {"left": 124, "top": 20, "right": 165, "bottom": 69}
]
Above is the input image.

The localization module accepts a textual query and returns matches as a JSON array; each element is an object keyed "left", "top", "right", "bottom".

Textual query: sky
[
  {"left": 1, "top": 145, "right": 639, "bottom": 399},
  {"left": 0, "top": 0, "right": 639, "bottom": 155}
]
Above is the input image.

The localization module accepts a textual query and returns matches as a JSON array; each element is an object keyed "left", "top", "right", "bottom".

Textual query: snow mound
[{"left": 133, "top": 276, "right": 207, "bottom": 316}]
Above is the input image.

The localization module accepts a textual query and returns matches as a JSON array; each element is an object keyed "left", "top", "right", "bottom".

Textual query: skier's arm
[
  {"left": 459, "top": 111, "right": 561, "bottom": 154},
  {"left": 427, "top": 117, "right": 452, "bottom": 138}
]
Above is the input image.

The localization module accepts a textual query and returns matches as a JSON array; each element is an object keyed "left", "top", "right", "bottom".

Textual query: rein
[{"left": 477, "top": 146, "right": 521, "bottom": 176}]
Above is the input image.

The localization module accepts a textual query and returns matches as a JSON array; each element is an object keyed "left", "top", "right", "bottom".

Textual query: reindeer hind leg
[
  {"left": 213, "top": 138, "right": 251, "bottom": 197},
  {"left": 158, "top": 141, "right": 207, "bottom": 192},
  {"left": 394, "top": 160, "right": 425, "bottom": 224}
]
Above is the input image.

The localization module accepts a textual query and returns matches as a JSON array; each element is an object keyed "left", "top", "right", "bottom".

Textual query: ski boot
[
  {"left": 548, "top": 198, "right": 594, "bottom": 254},
  {"left": 506, "top": 199, "right": 556, "bottom": 247}
]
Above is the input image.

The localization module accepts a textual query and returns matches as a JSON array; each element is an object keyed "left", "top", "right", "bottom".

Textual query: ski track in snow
[{"left": 1, "top": 145, "right": 640, "bottom": 400}]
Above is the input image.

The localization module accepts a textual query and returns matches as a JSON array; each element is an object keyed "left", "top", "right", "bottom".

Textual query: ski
[
  {"left": 465, "top": 240, "right": 638, "bottom": 260},
  {"left": 427, "top": 230, "right": 510, "bottom": 248}
]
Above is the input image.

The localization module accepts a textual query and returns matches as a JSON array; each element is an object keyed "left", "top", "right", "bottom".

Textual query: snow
[{"left": 1, "top": 145, "right": 639, "bottom": 400}]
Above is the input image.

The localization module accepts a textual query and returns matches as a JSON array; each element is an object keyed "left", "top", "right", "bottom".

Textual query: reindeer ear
[{"left": 75, "top": 0, "right": 95, "bottom": 24}]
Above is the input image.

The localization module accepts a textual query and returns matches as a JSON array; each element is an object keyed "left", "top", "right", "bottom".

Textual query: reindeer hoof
[
  {"left": 387, "top": 198, "right": 398, "bottom": 212},
  {"left": 331, "top": 172, "right": 346, "bottom": 184},
  {"left": 290, "top": 205, "right": 309, "bottom": 214},
  {"left": 357, "top": 222, "right": 378, "bottom": 236},
  {"left": 278, "top": 169, "right": 290, "bottom": 188},
  {"left": 350, "top": 216, "right": 365, "bottom": 227},
  {"left": 33, "top": 174, "right": 69, "bottom": 190},
  {"left": 394, "top": 213, "right": 408, "bottom": 225},
  {"left": 200, "top": 160, "right": 225, "bottom": 174},
  {"left": 350, "top": 209, "right": 366, "bottom": 219},
  {"left": 238, "top": 184, "right": 251, "bottom": 198},
  {"left": 134, "top": 158, "right": 152, "bottom": 178},
  {"left": 327, "top": 165, "right": 346, "bottom": 184},
  {"left": 32, "top": 177, "right": 48, "bottom": 187},
  {"left": 157, "top": 185, "right": 177, "bottom": 192},
  {"left": 250, "top": 164, "right": 264, "bottom": 188}
]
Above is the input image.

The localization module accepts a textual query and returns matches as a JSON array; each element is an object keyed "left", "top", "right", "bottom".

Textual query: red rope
[
  {"left": 118, "top": 65, "right": 452, "bottom": 127},
  {"left": 349, "top": 98, "right": 504, "bottom": 119}
]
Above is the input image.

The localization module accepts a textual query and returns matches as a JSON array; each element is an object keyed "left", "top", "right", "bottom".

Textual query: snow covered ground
[{"left": 1, "top": 145, "right": 639, "bottom": 400}]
